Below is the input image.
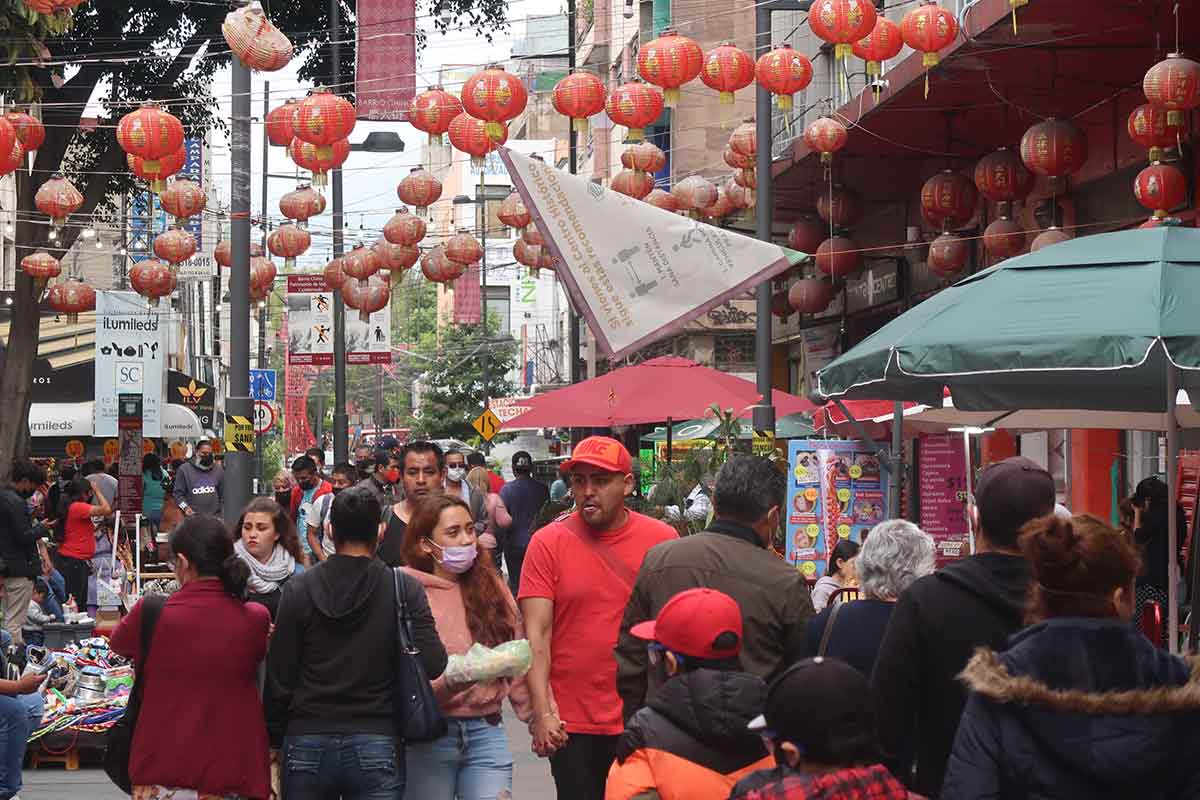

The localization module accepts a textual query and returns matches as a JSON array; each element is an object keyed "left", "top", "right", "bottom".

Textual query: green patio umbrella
[{"left": 642, "top": 413, "right": 815, "bottom": 442}]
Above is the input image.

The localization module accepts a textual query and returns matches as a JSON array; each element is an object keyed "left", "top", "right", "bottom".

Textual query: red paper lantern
[
  {"left": 21, "top": 250, "right": 60, "bottom": 291},
  {"left": 1030, "top": 226, "right": 1071, "bottom": 252},
  {"left": 920, "top": 170, "right": 978, "bottom": 230},
  {"left": 445, "top": 232, "right": 484, "bottom": 266},
  {"left": 973, "top": 148, "right": 1034, "bottom": 206},
  {"left": 159, "top": 178, "right": 207, "bottom": 221},
  {"left": 341, "top": 245, "right": 380, "bottom": 282},
  {"left": 154, "top": 228, "right": 198, "bottom": 266},
  {"left": 704, "top": 185, "right": 736, "bottom": 220},
  {"left": 129, "top": 259, "right": 174, "bottom": 306},
  {"left": 397, "top": 168, "right": 442, "bottom": 218},
  {"left": 128, "top": 148, "right": 185, "bottom": 192},
  {"left": 222, "top": 1, "right": 293, "bottom": 72},
  {"left": 498, "top": 192, "right": 531, "bottom": 232},
  {"left": 672, "top": 176, "right": 718, "bottom": 213},
  {"left": 725, "top": 177, "right": 755, "bottom": 211},
  {"left": 383, "top": 207, "right": 427, "bottom": 246},
  {"left": 267, "top": 223, "right": 311, "bottom": 269},
  {"left": 0, "top": 119, "right": 16, "bottom": 175},
  {"left": 421, "top": 245, "right": 466, "bottom": 283},
  {"left": 756, "top": 44, "right": 814, "bottom": 111},
  {"left": 644, "top": 188, "right": 681, "bottom": 213},
  {"left": 46, "top": 279, "right": 95, "bottom": 325},
  {"left": 448, "top": 112, "right": 506, "bottom": 167},
  {"left": 3, "top": 110, "right": 44, "bottom": 152},
  {"left": 522, "top": 227, "right": 545, "bottom": 248},
  {"left": 724, "top": 147, "right": 754, "bottom": 170},
  {"left": 288, "top": 137, "right": 350, "bottom": 187},
  {"left": 809, "top": 0, "right": 877, "bottom": 60},
  {"left": 374, "top": 240, "right": 420, "bottom": 274},
  {"left": 772, "top": 291, "right": 793, "bottom": 320},
  {"left": 343, "top": 275, "right": 390, "bottom": 323},
  {"left": 1019, "top": 117, "right": 1088, "bottom": 179},
  {"left": 265, "top": 99, "right": 299, "bottom": 147},
  {"left": 250, "top": 255, "right": 277, "bottom": 291},
  {"left": 789, "top": 278, "right": 835, "bottom": 314},
  {"left": 0, "top": 139, "right": 23, "bottom": 177},
  {"left": 901, "top": 1, "right": 958, "bottom": 69},
  {"left": 293, "top": 88, "right": 356, "bottom": 156},
  {"left": 816, "top": 236, "right": 860, "bottom": 277},
  {"left": 734, "top": 169, "right": 757, "bottom": 190},
  {"left": 928, "top": 232, "right": 969, "bottom": 277},
  {"left": 409, "top": 86, "right": 463, "bottom": 146},
  {"left": 728, "top": 120, "right": 756, "bottom": 159},
  {"left": 35, "top": 174, "right": 83, "bottom": 228},
  {"left": 323, "top": 258, "right": 345, "bottom": 291},
  {"left": 513, "top": 238, "right": 541, "bottom": 268},
  {"left": 117, "top": 102, "right": 185, "bottom": 183},
  {"left": 621, "top": 141, "right": 666, "bottom": 175},
  {"left": 606, "top": 82, "right": 664, "bottom": 143},
  {"left": 215, "top": 240, "right": 232, "bottom": 269},
  {"left": 983, "top": 218, "right": 1026, "bottom": 259},
  {"left": 638, "top": 29, "right": 704, "bottom": 108},
  {"left": 461, "top": 66, "right": 528, "bottom": 141},
  {"left": 1133, "top": 162, "right": 1188, "bottom": 218},
  {"left": 279, "top": 184, "right": 326, "bottom": 227},
  {"left": 816, "top": 186, "right": 859, "bottom": 227},
  {"left": 788, "top": 218, "right": 826, "bottom": 255},
  {"left": 853, "top": 16, "right": 903, "bottom": 77},
  {"left": 1143, "top": 53, "right": 1200, "bottom": 126},
  {"left": 612, "top": 169, "right": 655, "bottom": 200},
  {"left": 700, "top": 43, "right": 755, "bottom": 105},
  {"left": 552, "top": 72, "right": 607, "bottom": 132},
  {"left": 1127, "top": 103, "right": 1182, "bottom": 162},
  {"left": 804, "top": 117, "right": 848, "bottom": 164}
]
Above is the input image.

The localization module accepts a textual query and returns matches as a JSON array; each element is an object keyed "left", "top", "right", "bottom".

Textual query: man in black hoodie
[
  {"left": 870, "top": 456, "right": 1054, "bottom": 798},
  {"left": 267, "top": 485, "right": 447, "bottom": 799},
  {"left": 0, "top": 460, "right": 49, "bottom": 649}
]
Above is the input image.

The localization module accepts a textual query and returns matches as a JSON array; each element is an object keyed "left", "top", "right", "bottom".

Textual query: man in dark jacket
[
  {"left": 267, "top": 485, "right": 447, "bottom": 798},
  {"left": 616, "top": 455, "right": 813, "bottom": 721},
  {"left": 870, "top": 456, "right": 1055, "bottom": 798},
  {"left": 498, "top": 450, "right": 549, "bottom": 596},
  {"left": 606, "top": 588, "right": 772, "bottom": 799},
  {"left": 0, "top": 460, "right": 49, "bottom": 648}
]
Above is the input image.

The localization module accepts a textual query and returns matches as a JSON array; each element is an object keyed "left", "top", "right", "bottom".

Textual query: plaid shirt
[{"left": 730, "top": 764, "right": 918, "bottom": 800}]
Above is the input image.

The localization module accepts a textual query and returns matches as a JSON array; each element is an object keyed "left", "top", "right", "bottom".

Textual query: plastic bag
[{"left": 443, "top": 639, "right": 532, "bottom": 688}]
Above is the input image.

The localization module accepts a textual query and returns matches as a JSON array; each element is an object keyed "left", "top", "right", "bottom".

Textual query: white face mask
[{"left": 447, "top": 467, "right": 467, "bottom": 483}]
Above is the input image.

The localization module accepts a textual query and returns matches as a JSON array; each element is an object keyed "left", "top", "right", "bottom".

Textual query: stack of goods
[{"left": 26, "top": 637, "right": 133, "bottom": 745}]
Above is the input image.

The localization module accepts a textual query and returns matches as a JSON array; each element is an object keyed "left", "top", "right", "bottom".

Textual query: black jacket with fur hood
[{"left": 943, "top": 616, "right": 1200, "bottom": 799}]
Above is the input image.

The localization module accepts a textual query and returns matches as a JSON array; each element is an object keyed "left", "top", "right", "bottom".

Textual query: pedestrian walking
[
  {"left": 1130, "top": 476, "right": 1185, "bottom": 638},
  {"left": 943, "top": 513, "right": 1200, "bottom": 798},
  {"left": 377, "top": 440, "right": 446, "bottom": 567},
  {"left": 357, "top": 450, "right": 400, "bottom": 511},
  {"left": 267, "top": 485, "right": 447, "bottom": 799},
  {"left": 234, "top": 497, "right": 305, "bottom": 620},
  {"left": 467, "top": 465, "right": 511, "bottom": 557},
  {"left": 309, "top": 462, "right": 356, "bottom": 561},
  {"left": 289, "top": 455, "right": 332, "bottom": 566},
  {"left": 109, "top": 514, "right": 271, "bottom": 799},
  {"left": 500, "top": 450, "right": 550, "bottom": 596},
  {"left": 172, "top": 440, "right": 225, "bottom": 519},
  {"left": 606, "top": 588, "right": 771, "bottom": 800},
  {"left": 142, "top": 453, "right": 167, "bottom": 535},
  {"left": 616, "top": 456, "right": 813, "bottom": 721},
  {"left": 810, "top": 540, "right": 860, "bottom": 613},
  {"left": 519, "top": 436, "right": 677, "bottom": 800},
  {"left": 871, "top": 456, "right": 1054, "bottom": 798},
  {"left": 54, "top": 475, "right": 111, "bottom": 611},
  {"left": 804, "top": 520, "right": 935, "bottom": 677},
  {"left": 467, "top": 451, "right": 504, "bottom": 495},
  {"left": 401, "top": 494, "right": 531, "bottom": 799},
  {"left": 0, "top": 460, "right": 50, "bottom": 650}
]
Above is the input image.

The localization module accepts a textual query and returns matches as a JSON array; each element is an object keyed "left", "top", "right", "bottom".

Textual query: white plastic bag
[{"left": 443, "top": 639, "right": 533, "bottom": 688}]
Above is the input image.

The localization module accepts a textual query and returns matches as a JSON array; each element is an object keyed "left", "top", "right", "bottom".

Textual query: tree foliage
[{"left": 411, "top": 320, "right": 518, "bottom": 442}]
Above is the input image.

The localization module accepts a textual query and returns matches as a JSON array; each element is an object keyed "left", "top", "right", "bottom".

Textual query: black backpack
[{"left": 104, "top": 594, "right": 167, "bottom": 792}]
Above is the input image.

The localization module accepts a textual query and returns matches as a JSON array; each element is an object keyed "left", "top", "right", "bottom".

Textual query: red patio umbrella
[{"left": 502, "top": 356, "right": 815, "bottom": 429}]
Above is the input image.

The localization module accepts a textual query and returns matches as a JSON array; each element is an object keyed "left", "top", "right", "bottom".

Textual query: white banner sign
[
  {"left": 95, "top": 291, "right": 166, "bottom": 437},
  {"left": 499, "top": 147, "right": 804, "bottom": 360},
  {"left": 175, "top": 253, "right": 216, "bottom": 281}
]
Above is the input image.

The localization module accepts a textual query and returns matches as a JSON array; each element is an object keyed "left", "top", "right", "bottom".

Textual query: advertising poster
[
  {"left": 918, "top": 434, "right": 971, "bottom": 567},
  {"left": 287, "top": 275, "right": 390, "bottom": 365},
  {"left": 95, "top": 291, "right": 166, "bottom": 437},
  {"left": 785, "top": 439, "right": 890, "bottom": 579},
  {"left": 117, "top": 394, "right": 144, "bottom": 517}
]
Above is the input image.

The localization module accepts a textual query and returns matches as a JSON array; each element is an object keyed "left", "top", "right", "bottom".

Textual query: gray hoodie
[{"left": 172, "top": 459, "right": 224, "bottom": 517}]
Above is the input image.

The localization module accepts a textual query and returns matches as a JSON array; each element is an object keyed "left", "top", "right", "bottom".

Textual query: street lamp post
[{"left": 330, "top": 0, "right": 348, "bottom": 466}]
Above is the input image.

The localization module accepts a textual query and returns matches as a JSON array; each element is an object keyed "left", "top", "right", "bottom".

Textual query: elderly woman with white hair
[{"left": 802, "top": 520, "right": 936, "bottom": 677}]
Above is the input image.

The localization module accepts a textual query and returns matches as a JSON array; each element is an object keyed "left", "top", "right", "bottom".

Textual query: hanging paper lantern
[
  {"left": 129, "top": 259, "right": 174, "bottom": 306},
  {"left": 289, "top": 137, "right": 350, "bottom": 187},
  {"left": 536, "top": 246, "right": 556, "bottom": 271},
  {"left": 853, "top": 16, "right": 903, "bottom": 77},
  {"left": 928, "top": 232, "right": 970, "bottom": 278},
  {"left": 522, "top": 227, "right": 545, "bottom": 248},
  {"left": 606, "top": 81, "right": 664, "bottom": 143},
  {"left": 0, "top": 120, "right": 15, "bottom": 180},
  {"left": 279, "top": 184, "right": 326, "bottom": 227},
  {"left": 0, "top": 139, "right": 23, "bottom": 177},
  {"left": 215, "top": 240, "right": 232, "bottom": 269},
  {"left": 901, "top": 1, "right": 958, "bottom": 70},
  {"left": 117, "top": 102, "right": 185, "bottom": 187},
  {"left": 788, "top": 218, "right": 826, "bottom": 255},
  {"left": 1127, "top": 103, "right": 1182, "bottom": 162},
  {"left": 250, "top": 255, "right": 277, "bottom": 292},
  {"left": 552, "top": 72, "right": 607, "bottom": 132},
  {"left": 514, "top": 239, "right": 540, "bottom": 271},
  {"left": 267, "top": 224, "right": 311, "bottom": 269},
  {"left": 728, "top": 120, "right": 756, "bottom": 159},
  {"left": 461, "top": 66, "right": 528, "bottom": 142},
  {"left": 621, "top": 141, "right": 667, "bottom": 175},
  {"left": 293, "top": 88, "right": 356, "bottom": 158},
  {"left": 700, "top": 43, "right": 755, "bottom": 105},
  {"left": 341, "top": 245, "right": 381, "bottom": 282},
  {"left": 1133, "top": 162, "right": 1188, "bottom": 218},
  {"left": 983, "top": 218, "right": 1026, "bottom": 260},
  {"left": 154, "top": 228, "right": 198, "bottom": 267},
  {"left": 611, "top": 169, "right": 655, "bottom": 200},
  {"left": 804, "top": 117, "right": 848, "bottom": 164},
  {"left": 1030, "top": 226, "right": 1072, "bottom": 252},
  {"left": 265, "top": 99, "right": 300, "bottom": 147},
  {"left": 816, "top": 186, "right": 859, "bottom": 227},
  {"left": 1019, "top": 117, "right": 1088, "bottom": 179},
  {"left": 1143, "top": 54, "right": 1200, "bottom": 126},
  {"left": 723, "top": 147, "right": 754, "bottom": 171},
  {"left": 448, "top": 112, "right": 507, "bottom": 167},
  {"left": 35, "top": 174, "right": 83, "bottom": 229},
  {"left": 421, "top": 245, "right": 466, "bottom": 283},
  {"left": 383, "top": 207, "right": 427, "bottom": 246},
  {"left": 128, "top": 147, "right": 185, "bottom": 192},
  {"left": 809, "top": 0, "right": 877, "bottom": 61},
  {"left": 159, "top": 178, "right": 207, "bottom": 221},
  {"left": 755, "top": 44, "right": 814, "bottom": 111},
  {"left": 343, "top": 275, "right": 391, "bottom": 323},
  {"left": 497, "top": 192, "right": 531, "bottom": 232},
  {"left": 704, "top": 185, "right": 736, "bottom": 221},
  {"left": 409, "top": 86, "right": 463, "bottom": 146},
  {"left": 734, "top": 168, "right": 757, "bottom": 190},
  {"left": 21, "top": 250, "right": 60, "bottom": 292},
  {"left": 46, "top": 279, "right": 95, "bottom": 325},
  {"left": 772, "top": 291, "right": 794, "bottom": 320},
  {"left": 973, "top": 147, "right": 1034, "bottom": 207},
  {"left": 672, "top": 176, "right": 719, "bottom": 214},
  {"left": 323, "top": 258, "right": 346, "bottom": 291},
  {"left": 816, "top": 236, "right": 860, "bottom": 277},
  {"left": 374, "top": 240, "right": 420, "bottom": 274},
  {"left": 222, "top": 0, "right": 293, "bottom": 72},
  {"left": 789, "top": 277, "right": 835, "bottom": 314},
  {"left": 637, "top": 29, "right": 704, "bottom": 108},
  {"left": 920, "top": 170, "right": 978, "bottom": 230},
  {"left": 725, "top": 177, "right": 755, "bottom": 211},
  {"left": 3, "top": 110, "right": 41, "bottom": 153},
  {"left": 644, "top": 188, "right": 682, "bottom": 213},
  {"left": 445, "top": 232, "right": 484, "bottom": 266}
]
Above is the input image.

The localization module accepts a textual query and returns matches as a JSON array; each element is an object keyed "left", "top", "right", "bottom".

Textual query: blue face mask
[{"left": 426, "top": 539, "right": 477, "bottom": 574}]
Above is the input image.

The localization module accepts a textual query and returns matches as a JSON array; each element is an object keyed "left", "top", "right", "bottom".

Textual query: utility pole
[
  {"left": 481, "top": 177, "right": 490, "bottom": 411},
  {"left": 256, "top": 80, "right": 270, "bottom": 493},
  {"left": 566, "top": 0, "right": 580, "bottom": 386},
  {"left": 330, "top": 0, "right": 349, "bottom": 465}
]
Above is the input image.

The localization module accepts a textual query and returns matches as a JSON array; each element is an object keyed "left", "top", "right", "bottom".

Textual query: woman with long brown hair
[
  {"left": 232, "top": 497, "right": 304, "bottom": 620},
  {"left": 401, "top": 494, "right": 531, "bottom": 799},
  {"left": 944, "top": 513, "right": 1200, "bottom": 798}
]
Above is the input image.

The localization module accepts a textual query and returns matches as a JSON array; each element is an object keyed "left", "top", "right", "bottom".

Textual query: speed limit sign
[{"left": 253, "top": 400, "right": 277, "bottom": 434}]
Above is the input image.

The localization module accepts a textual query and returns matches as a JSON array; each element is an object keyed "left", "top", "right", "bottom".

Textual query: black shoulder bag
[
  {"left": 105, "top": 593, "right": 167, "bottom": 793},
  {"left": 392, "top": 569, "right": 447, "bottom": 742}
]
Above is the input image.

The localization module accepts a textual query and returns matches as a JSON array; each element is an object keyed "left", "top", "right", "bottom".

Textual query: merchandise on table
[{"left": 25, "top": 634, "right": 133, "bottom": 743}]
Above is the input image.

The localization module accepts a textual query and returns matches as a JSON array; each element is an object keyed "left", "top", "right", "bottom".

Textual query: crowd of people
[{"left": 0, "top": 438, "right": 1196, "bottom": 799}]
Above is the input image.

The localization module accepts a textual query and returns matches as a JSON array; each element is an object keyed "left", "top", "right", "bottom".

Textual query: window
[{"left": 485, "top": 285, "right": 510, "bottom": 334}]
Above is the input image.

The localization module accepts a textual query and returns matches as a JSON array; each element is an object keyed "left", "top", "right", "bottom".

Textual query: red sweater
[{"left": 110, "top": 580, "right": 272, "bottom": 799}]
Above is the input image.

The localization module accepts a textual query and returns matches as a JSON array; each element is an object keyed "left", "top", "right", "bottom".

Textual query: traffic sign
[
  {"left": 472, "top": 408, "right": 503, "bottom": 442},
  {"left": 250, "top": 369, "right": 277, "bottom": 402},
  {"left": 253, "top": 401, "right": 277, "bottom": 434},
  {"left": 225, "top": 415, "right": 255, "bottom": 452}
]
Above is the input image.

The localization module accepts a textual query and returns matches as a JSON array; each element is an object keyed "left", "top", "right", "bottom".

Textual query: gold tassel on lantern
[{"left": 1010, "top": 0, "right": 1028, "bottom": 34}]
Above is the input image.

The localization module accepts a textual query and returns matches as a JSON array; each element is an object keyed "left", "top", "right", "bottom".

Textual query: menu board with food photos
[{"left": 785, "top": 439, "right": 891, "bottom": 580}]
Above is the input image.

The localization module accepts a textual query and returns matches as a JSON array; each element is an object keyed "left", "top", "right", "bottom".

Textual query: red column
[
  {"left": 980, "top": 430, "right": 1017, "bottom": 466},
  {"left": 1070, "top": 429, "right": 1121, "bottom": 521}
]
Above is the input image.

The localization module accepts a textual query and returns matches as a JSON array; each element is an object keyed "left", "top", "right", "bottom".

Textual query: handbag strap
[
  {"left": 559, "top": 512, "right": 637, "bottom": 592},
  {"left": 393, "top": 568, "right": 417, "bottom": 654},
  {"left": 817, "top": 599, "right": 845, "bottom": 658},
  {"left": 133, "top": 594, "right": 168, "bottom": 701}
]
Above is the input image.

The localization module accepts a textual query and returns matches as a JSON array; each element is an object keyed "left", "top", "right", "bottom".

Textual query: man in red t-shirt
[{"left": 518, "top": 436, "right": 677, "bottom": 800}]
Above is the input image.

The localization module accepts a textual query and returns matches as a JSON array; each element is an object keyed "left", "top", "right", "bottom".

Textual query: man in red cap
[
  {"left": 519, "top": 435, "right": 677, "bottom": 800},
  {"left": 605, "top": 588, "right": 773, "bottom": 800}
]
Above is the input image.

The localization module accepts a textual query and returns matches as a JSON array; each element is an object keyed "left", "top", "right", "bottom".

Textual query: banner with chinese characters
[{"left": 355, "top": 0, "right": 416, "bottom": 120}]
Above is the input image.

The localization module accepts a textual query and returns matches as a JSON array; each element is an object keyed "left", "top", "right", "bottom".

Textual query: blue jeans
[
  {"left": 0, "top": 692, "right": 43, "bottom": 799},
  {"left": 283, "top": 733, "right": 404, "bottom": 799},
  {"left": 405, "top": 717, "right": 513, "bottom": 800}
]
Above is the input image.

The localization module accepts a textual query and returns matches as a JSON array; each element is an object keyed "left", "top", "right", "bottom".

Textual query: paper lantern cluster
[
  {"left": 638, "top": 29, "right": 704, "bottom": 108},
  {"left": 552, "top": 72, "right": 607, "bottom": 132},
  {"left": 46, "top": 279, "right": 96, "bottom": 324},
  {"left": 34, "top": 174, "right": 83, "bottom": 230},
  {"left": 130, "top": 260, "right": 175, "bottom": 307},
  {"left": 116, "top": 102, "right": 185, "bottom": 192},
  {"left": 462, "top": 66, "right": 528, "bottom": 142},
  {"left": 267, "top": 224, "right": 311, "bottom": 270},
  {"left": 410, "top": 86, "right": 462, "bottom": 146},
  {"left": 0, "top": 109, "right": 43, "bottom": 179},
  {"left": 222, "top": 1, "right": 293, "bottom": 71},
  {"left": 397, "top": 167, "right": 442, "bottom": 218},
  {"left": 279, "top": 184, "right": 326, "bottom": 229},
  {"left": 1124, "top": 53, "right": 1199, "bottom": 221}
]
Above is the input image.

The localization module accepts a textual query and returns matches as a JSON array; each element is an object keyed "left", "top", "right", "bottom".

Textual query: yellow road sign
[
  {"left": 225, "top": 415, "right": 255, "bottom": 452},
  {"left": 472, "top": 408, "right": 503, "bottom": 442}
]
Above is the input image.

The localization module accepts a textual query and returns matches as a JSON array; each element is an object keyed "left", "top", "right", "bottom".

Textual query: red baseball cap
[
  {"left": 559, "top": 436, "right": 633, "bottom": 475},
  {"left": 630, "top": 588, "right": 743, "bottom": 660}
]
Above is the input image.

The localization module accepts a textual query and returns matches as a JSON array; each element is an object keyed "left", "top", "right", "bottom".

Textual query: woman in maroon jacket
[{"left": 111, "top": 514, "right": 272, "bottom": 799}]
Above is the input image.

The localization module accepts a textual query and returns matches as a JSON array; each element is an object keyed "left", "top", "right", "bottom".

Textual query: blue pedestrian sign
[{"left": 250, "top": 369, "right": 277, "bottom": 402}]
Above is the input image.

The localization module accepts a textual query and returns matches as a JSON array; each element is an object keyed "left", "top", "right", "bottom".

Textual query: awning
[
  {"left": 28, "top": 402, "right": 205, "bottom": 439},
  {"left": 160, "top": 404, "right": 204, "bottom": 440}
]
